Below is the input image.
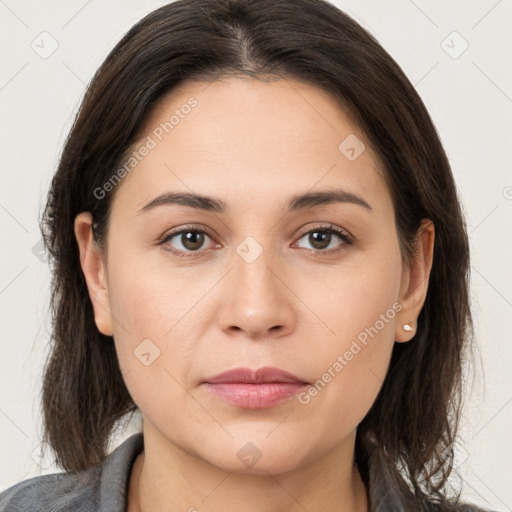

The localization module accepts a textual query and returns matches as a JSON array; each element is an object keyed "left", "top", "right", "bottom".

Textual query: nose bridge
[
  {"left": 217, "top": 234, "right": 296, "bottom": 338},
  {"left": 235, "top": 238, "right": 279, "bottom": 296},
  {"left": 233, "top": 234, "right": 285, "bottom": 308}
]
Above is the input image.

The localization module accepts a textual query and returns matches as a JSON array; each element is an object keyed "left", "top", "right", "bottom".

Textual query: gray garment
[
  {"left": 0, "top": 432, "right": 502, "bottom": 512},
  {"left": 0, "top": 433, "right": 144, "bottom": 512}
]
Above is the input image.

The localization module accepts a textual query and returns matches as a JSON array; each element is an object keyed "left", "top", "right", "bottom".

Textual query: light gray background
[{"left": 0, "top": 0, "right": 511, "bottom": 509}]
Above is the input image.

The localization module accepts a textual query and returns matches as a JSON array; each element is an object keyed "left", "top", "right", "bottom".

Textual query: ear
[
  {"left": 395, "top": 218, "right": 435, "bottom": 343},
  {"left": 74, "top": 212, "right": 113, "bottom": 336}
]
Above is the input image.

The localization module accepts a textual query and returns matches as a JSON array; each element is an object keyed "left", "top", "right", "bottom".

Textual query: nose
[{"left": 216, "top": 243, "right": 297, "bottom": 340}]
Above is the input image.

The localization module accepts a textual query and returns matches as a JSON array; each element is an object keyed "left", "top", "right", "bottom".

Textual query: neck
[{"left": 128, "top": 426, "right": 368, "bottom": 512}]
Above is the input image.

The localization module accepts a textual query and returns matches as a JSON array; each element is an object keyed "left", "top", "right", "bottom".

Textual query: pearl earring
[{"left": 403, "top": 324, "right": 413, "bottom": 332}]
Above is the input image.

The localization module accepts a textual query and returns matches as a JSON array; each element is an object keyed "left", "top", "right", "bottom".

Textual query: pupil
[
  {"left": 310, "top": 231, "right": 330, "bottom": 249},
  {"left": 182, "top": 231, "right": 204, "bottom": 250}
]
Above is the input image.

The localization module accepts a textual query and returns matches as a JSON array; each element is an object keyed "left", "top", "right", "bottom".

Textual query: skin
[{"left": 74, "top": 77, "right": 434, "bottom": 512}]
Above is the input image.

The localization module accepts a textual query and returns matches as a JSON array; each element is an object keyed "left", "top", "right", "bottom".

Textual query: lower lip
[{"left": 202, "top": 382, "right": 308, "bottom": 409}]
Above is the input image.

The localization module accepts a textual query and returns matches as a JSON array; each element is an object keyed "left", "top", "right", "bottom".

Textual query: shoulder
[
  {"left": 0, "top": 469, "right": 99, "bottom": 511},
  {"left": 0, "top": 432, "right": 144, "bottom": 512}
]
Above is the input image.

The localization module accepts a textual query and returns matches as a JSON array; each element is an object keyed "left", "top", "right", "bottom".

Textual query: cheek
[
  {"left": 107, "top": 251, "right": 217, "bottom": 339},
  {"left": 294, "top": 247, "right": 402, "bottom": 424},
  {"left": 303, "top": 240, "right": 402, "bottom": 347},
  {"left": 107, "top": 276, "right": 194, "bottom": 423},
  {"left": 105, "top": 254, "right": 219, "bottom": 413}
]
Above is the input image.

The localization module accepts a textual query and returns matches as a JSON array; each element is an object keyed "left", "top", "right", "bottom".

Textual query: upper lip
[{"left": 203, "top": 366, "right": 309, "bottom": 384}]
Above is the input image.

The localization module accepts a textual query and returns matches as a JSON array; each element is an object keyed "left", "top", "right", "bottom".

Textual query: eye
[
  {"left": 293, "top": 224, "right": 353, "bottom": 255},
  {"left": 159, "top": 223, "right": 354, "bottom": 258},
  {"left": 160, "top": 225, "right": 218, "bottom": 257}
]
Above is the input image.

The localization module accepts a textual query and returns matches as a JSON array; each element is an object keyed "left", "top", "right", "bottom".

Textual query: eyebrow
[{"left": 137, "top": 188, "right": 372, "bottom": 215}]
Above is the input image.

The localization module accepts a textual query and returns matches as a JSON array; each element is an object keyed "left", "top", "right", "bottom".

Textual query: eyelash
[{"left": 158, "top": 223, "right": 354, "bottom": 258}]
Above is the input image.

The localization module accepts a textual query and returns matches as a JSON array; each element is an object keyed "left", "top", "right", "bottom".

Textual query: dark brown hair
[{"left": 39, "top": 1, "right": 480, "bottom": 510}]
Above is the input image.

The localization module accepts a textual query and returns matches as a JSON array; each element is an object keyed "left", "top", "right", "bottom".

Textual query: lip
[
  {"left": 203, "top": 366, "right": 309, "bottom": 385},
  {"left": 202, "top": 366, "right": 309, "bottom": 409}
]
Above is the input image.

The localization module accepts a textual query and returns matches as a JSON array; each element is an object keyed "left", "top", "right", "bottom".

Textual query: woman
[{"left": 0, "top": 0, "right": 499, "bottom": 511}]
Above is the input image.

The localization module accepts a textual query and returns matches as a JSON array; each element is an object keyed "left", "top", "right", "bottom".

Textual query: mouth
[
  {"left": 202, "top": 366, "right": 310, "bottom": 409},
  {"left": 203, "top": 366, "right": 310, "bottom": 385}
]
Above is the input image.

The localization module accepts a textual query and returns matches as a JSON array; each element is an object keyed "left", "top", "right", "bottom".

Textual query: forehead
[{"left": 111, "top": 77, "right": 391, "bottom": 216}]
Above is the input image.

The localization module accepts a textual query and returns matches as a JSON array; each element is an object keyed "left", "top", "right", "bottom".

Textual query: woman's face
[{"left": 77, "top": 77, "right": 431, "bottom": 474}]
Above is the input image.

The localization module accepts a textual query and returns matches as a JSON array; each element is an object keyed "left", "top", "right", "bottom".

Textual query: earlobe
[
  {"left": 395, "top": 219, "right": 435, "bottom": 343},
  {"left": 74, "top": 212, "right": 114, "bottom": 337}
]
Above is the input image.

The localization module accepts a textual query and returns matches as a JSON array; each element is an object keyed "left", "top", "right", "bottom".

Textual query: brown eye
[
  {"left": 294, "top": 225, "right": 353, "bottom": 254},
  {"left": 161, "top": 227, "right": 217, "bottom": 256},
  {"left": 179, "top": 231, "right": 205, "bottom": 251},
  {"left": 307, "top": 230, "right": 333, "bottom": 250}
]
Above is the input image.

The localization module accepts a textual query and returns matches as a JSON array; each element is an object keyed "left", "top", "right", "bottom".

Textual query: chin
[{"left": 200, "top": 436, "right": 309, "bottom": 476}]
